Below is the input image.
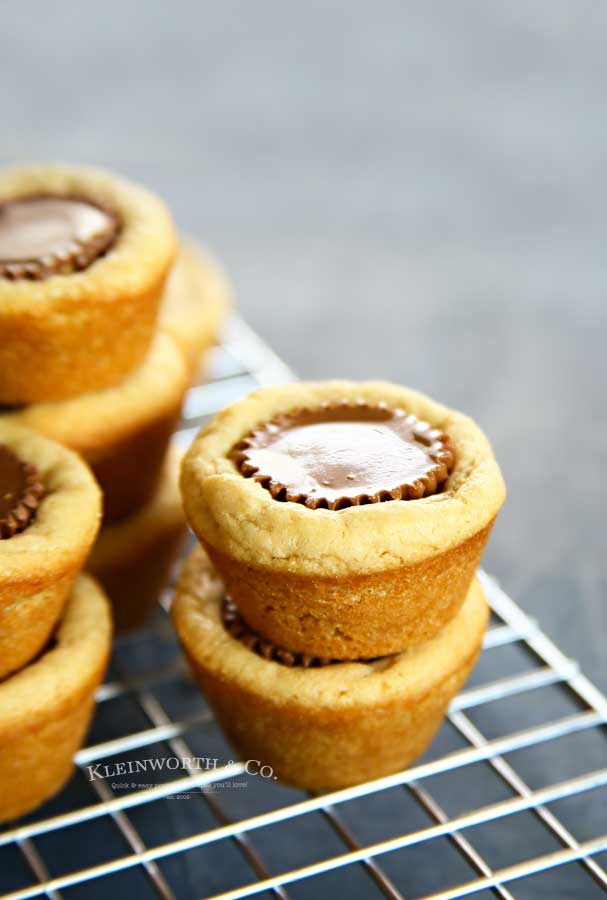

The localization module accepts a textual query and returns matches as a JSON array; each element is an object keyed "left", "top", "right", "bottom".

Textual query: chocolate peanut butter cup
[
  {"left": 0, "top": 195, "right": 119, "bottom": 280},
  {"left": 173, "top": 547, "right": 489, "bottom": 791},
  {"left": 0, "top": 422, "right": 101, "bottom": 680},
  {"left": 231, "top": 401, "right": 454, "bottom": 509},
  {"left": 181, "top": 380, "right": 506, "bottom": 659},
  {"left": 0, "top": 164, "right": 176, "bottom": 404},
  {"left": 0, "top": 443, "right": 44, "bottom": 539}
]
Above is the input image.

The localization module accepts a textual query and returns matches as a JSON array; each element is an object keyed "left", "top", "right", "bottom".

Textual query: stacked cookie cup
[
  {"left": 174, "top": 380, "right": 506, "bottom": 791},
  {"left": 0, "top": 162, "right": 230, "bottom": 821},
  {"left": 0, "top": 421, "right": 110, "bottom": 821},
  {"left": 0, "top": 164, "right": 231, "bottom": 631}
]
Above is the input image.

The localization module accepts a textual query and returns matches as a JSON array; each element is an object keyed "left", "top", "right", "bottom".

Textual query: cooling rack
[{"left": 1, "top": 317, "right": 605, "bottom": 900}]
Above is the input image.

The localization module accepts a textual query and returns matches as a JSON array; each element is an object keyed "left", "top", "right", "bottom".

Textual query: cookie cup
[
  {"left": 88, "top": 448, "right": 186, "bottom": 632},
  {"left": 0, "top": 164, "right": 176, "bottom": 404},
  {"left": 172, "top": 547, "right": 489, "bottom": 791},
  {"left": 160, "top": 240, "right": 232, "bottom": 374},
  {"left": 2, "top": 332, "right": 189, "bottom": 523},
  {"left": 0, "top": 423, "right": 101, "bottom": 680},
  {"left": 0, "top": 573, "right": 111, "bottom": 822},
  {"left": 181, "top": 380, "right": 505, "bottom": 659}
]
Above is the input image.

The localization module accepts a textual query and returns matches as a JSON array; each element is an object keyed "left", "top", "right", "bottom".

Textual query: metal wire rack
[{"left": 1, "top": 317, "right": 605, "bottom": 900}]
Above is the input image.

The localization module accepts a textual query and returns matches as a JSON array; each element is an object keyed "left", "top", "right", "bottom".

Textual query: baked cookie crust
[
  {"left": 0, "top": 573, "right": 111, "bottom": 822},
  {"left": 160, "top": 240, "right": 232, "bottom": 373},
  {"left": 88, "top": 447, "right": 186, "bottom": 632},
  {"left": 0, "top": 422, "right": 101, "bottom": 679},
  {"left": 172, "top": 547, "right": 489, "bottom": 791},
  {"left": 181, "top": 380, "right": 505, "bottom": 657},
  {"left": 1, "top": 332, "right": 189, "bottom": 523},
  {"left": 0, "top": 164, "right": 176, "bottom": 403}
]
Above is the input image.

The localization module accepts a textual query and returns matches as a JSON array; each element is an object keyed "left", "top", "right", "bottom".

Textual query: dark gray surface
[{"left": 1, "top": 3, "right": 605, "bottom": 897}]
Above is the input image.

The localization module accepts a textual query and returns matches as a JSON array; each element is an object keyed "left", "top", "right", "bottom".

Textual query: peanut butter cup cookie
[
  {"left": 0, "top": 422, "right": 101, "bottom": 680},
  {"left": 173, "top": 547, "right": 489, "bottom": 791},
  {"left": 0, "top": 573, "right": 111, "bottom": 822},
  {"left": 181, "top": 381, "right": 505, "bottom": 658},
  {"left": 160, "top": 240, "right": 232, "bottom": 373},
  {"left": 0, "top": 164, "right": 176, "bottom": 404},
  {"left": 1, "top": 332, "right": 189, "bottom": 522},
  {"left": 88, "top": 448, "right": 186, "bottom": 632}
]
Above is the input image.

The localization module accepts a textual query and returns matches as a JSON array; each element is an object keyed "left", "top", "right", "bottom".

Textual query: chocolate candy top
[
  {"left": 231, "top": 402, "right": 454, "bottom": 510},
  {"left": 0, "top": 443, "right": 45, "bottom": 538},
  {"left": 0, "top": 195, "right": 119, "bottom": 280}
]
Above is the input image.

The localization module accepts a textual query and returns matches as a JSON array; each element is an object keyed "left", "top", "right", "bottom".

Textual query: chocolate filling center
[
  {"left": 0, "top": 195, "right": 119, "bottom": 280},
  {"left": 0, "top": 444, "right": 45, "bottom": 539},
  {"left": 231, "top": 402, "right": 454, "bottom": 509}
]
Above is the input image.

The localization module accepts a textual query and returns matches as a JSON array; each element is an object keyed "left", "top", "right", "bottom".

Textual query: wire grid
[{"left": 1, "top": 316, "right": 605, "bottom": 900}]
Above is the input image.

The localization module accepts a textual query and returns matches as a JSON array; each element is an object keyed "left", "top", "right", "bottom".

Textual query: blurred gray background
[{"left": 1, "top": 2, "right": 605, "bottom": 896}]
